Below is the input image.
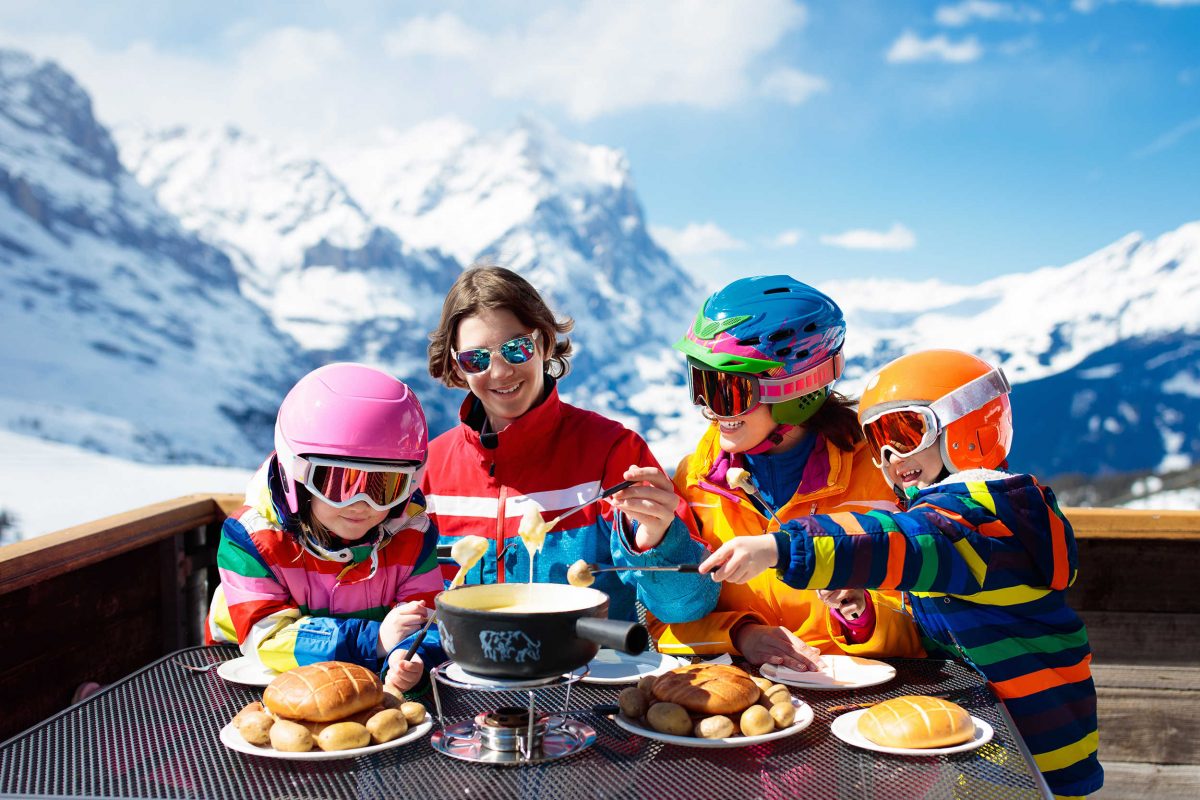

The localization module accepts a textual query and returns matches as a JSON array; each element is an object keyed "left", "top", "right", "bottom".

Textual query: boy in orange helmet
[{"left": 700, "top": 349, "right": 1102, "bottom": 798}]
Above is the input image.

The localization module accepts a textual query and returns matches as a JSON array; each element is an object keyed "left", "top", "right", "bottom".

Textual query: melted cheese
[{"left": 449, "top": 535, "right": 487, "bottom": 588}]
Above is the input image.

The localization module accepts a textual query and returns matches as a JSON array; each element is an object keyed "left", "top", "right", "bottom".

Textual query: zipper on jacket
[
  {"left": 496, "top": 485, "right": 508, "bottom": 583},
  {"left": 489, "top": 461, "right": 495, "bottom": 477}
]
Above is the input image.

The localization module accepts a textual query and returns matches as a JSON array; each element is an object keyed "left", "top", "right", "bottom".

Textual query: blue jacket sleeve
[
  {"left": 294, "top": 617, "right": 384, "bottom": 671},
  {"left": 611, "top": 514, "right": 719, "bottom": 624}
]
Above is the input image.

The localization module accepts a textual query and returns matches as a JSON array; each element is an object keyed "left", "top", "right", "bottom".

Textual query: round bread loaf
[
  {"left": 857, "top": 695, "right": 974, "bottom": 748},
  {"left": 264, "top": 661, "right": 383, "bottom": 722},
  {"left": 651, "top": 664, "right": 760, "bottom": 715}
]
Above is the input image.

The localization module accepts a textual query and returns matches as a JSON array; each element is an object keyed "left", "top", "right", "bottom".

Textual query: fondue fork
[
  {"left": 545, "top": 480, "right": 636, "bottom": 527},
  {"left": 585, "top": 563, "right": 701, "bottom": 574}
]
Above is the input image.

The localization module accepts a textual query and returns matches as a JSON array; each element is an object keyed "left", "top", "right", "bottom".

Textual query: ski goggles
[
  {"left": 686, "top": 351, "right": 844, "bottom": 419},
  {"left": 861, "top": 367, "right": 1011, "bottom": 467},
  {"left": 293, "top": 456, "right": 419, "bottom": 511},
  {"left": 452, "top": 331, "right": 539, "bottom": 375}
]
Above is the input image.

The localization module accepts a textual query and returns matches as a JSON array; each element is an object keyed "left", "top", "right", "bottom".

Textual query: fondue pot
[{"left": 436, "top": 583, "right": 649, "bottom": 679}]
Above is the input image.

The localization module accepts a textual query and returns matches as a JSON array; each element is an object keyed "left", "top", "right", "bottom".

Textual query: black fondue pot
[{"left": 436, "top": 583, "right": 649, "bottom": 679}]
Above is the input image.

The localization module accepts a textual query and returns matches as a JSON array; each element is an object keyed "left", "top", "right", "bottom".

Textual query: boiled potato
[
  {"left": 740, "top": 705, "right": 774, "bottom": 737},
  {"left": 770, "top": 700, "right": 796, "bottom": 729},
  {"left": 366, "top": 709, "right": 408, "bottom": 744},
  {"left": 400, "top": 701, "right": 427, "bottom": 726},
  {"left": 636, "top": 674, "right": 658, "bottom": 695},
  {"left": 316, "top": 721, "right": 371, "bottom": 751},
  {"left": 380, "top": 690, "right": 403, "bottom": 710},
  {"left": 235, "top": 710, "right": 274, "bottom": 745},
  {"left": 270, "top": 719, "right": 314, "bottom": 752},
  {"left": 618, "top": 686, "right": 649, "bottom": 719},
  {"left": 764, "top": 684, "right": 791, "bottom": 705},
  {"left": 751, "top": 676, "right": 774, "bottom": 692},
  {"left": 694, "top": 715, "right": 735, "bottom": 739},
  {"left": 646, "top": 702, "right": 691, "bottom": 736}
]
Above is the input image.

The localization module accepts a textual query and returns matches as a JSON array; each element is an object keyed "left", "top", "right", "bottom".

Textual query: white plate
[
  {"left": 761, "top": 655, "right": 896, "bottom": 691},
  {"left": 581, "top": 650, "right": 688, "bottom": 684},
  {"left": 220, "top": 718, "right": 433, "bottom": 760},
  {"left": 830, "top": 709, "right": 993, "bottom": 756},
  {"left": 216, "top": 656, "right": 279, "bottom": 687},
  {"left": 614, "top": 697, "right": 813, "bottom": 748}
]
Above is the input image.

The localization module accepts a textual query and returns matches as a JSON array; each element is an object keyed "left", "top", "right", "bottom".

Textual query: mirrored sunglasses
[
  {"left": 453, "top": 331, "right": 538, "bottom": 375},
  {"left": 298, "top": 456, "right": 418, "bottom": 511}
]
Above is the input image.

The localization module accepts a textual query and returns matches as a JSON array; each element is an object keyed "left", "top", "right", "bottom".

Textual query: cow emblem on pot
[
  {"left": 438, "top": 622, "right": 455, "bottom": 655},
  {"left": 479, "top": 630, "right": 542, "bottom": 663}
]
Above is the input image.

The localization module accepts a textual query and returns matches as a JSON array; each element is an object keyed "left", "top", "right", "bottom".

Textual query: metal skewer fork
[
  {"left": 585, "top": 564, "right": 702, "bottom": 574},
  {"left": 177, "top": 662, "right": 222, "bottom": 673}
]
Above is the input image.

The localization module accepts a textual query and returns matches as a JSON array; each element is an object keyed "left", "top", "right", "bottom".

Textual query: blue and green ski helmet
[{"left": 674, "top": 275, "right": 847, "bottom": 425}]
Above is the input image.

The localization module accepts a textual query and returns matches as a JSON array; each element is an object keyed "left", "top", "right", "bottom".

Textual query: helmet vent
[
  {"left": 797, "top": 349, "right": 809, "bottom": 358},
  {"left": 736, "top": 336, "right": 761, "bottom": 346},
  {"left": 763, "top": 287, "right": 791, "bottom": 295},
  {"left": 767, "top": 328, "right": 794, "bottom": 342},
  {"left": 775, "top": 347, "right": 792, "bottom": 357},
  {"left": 803, "top": 322, "right": 818, "bottom": 332}
]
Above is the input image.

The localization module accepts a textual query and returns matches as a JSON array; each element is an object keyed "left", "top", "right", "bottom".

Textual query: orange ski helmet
[{"left": 859, "top": 349, "right": 1012, "bottom": 474}]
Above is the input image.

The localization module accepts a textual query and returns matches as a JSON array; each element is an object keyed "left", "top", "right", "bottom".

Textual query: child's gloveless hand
[
  {"left": 378, "top": 600, "right": 428, "bottom": 654},
  {"left": 817, "top": 589, "right": 868, "bottom": 621},
  {"left": 385, "top": 651, "right": 424, "bottom": 693}
]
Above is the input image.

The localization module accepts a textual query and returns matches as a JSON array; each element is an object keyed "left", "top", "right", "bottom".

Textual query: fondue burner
[{"left": 429, "top": 663, "right": 597, "bottom": 765}]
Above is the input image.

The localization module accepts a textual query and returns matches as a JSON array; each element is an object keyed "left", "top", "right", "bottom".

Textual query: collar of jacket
[
  {"left": 685, "top": 422, "right": 858, "bottom": 505},
  {"left": 455, "top": 375, "right": 563, "bottom": 462}
]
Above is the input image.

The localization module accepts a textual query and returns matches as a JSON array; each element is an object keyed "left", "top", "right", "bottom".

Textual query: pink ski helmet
[{"left": 274, "top": 363, "right": 428, "bottom": 513}]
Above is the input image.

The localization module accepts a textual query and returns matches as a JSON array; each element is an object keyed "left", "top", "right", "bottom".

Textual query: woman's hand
[
  {"left": 699, "top": 535, "right": 778, "bottom": 583},
  {"left": 385, "top": 651, "right": 424, "bottom": 693},
  {"left": 734, "top": 624, "right": 824, "bottom": 672},
  {"left": 817, "top": 589, "right": 868, "bottom": 621},
  {"left": 610, "top": 465, "right": 680, "bottom": 550},
  {"left": 378, "top": 600, "right": 428, "bottom": 655}
]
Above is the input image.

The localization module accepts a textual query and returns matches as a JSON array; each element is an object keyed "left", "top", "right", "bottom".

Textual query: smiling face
[
  {"left": 883, "top": 443, "right": 946, "bottom": 493},
  {"left": 709, "top": 404, "right": 780, "bottom": 454},
  {"left": 455, "top": 307, "right": 548, "bottom": 432},
  {"left": 310, "top": 498, "right": 388, "bottom": 543}
]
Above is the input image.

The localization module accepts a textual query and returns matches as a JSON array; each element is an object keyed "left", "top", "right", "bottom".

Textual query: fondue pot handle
[{"left": 574, "top": 618, "right": 650, "bottom": 655}]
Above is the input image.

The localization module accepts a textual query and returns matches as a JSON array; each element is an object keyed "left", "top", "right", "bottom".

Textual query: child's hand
[
  {"left": 699, "top": 535, "right": 778, "bottom": 583},
  {"left": 378, "top": 600, "right": 428, "bottom": 654},
  {"left": 733, "top": 624, "right": 825, "bottom": 672},
  {"left": 817, "top": 589, "right": 868, "bottom": 621},
  {"left": 611, "top": 466, "right": 680, "bottom": 550},
  {"left": 385, "top": 651, "right": 424, "bottom": 693}
]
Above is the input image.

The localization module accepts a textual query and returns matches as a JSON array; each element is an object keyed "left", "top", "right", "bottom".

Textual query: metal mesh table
[{"left": 0, "top": 646, "right": 1051, "bottom": 799}]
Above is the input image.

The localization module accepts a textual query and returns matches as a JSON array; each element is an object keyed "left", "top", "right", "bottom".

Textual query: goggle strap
[
  {"left": 927, "top": 367, "right": 1010, "bottom": 427},
  {"left": 756, "top": 351, "right": 844, "bottom": 403}
]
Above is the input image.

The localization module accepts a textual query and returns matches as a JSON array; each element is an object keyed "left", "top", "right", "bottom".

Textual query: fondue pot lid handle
[{"left": 574, "top": 617, "right": 649, "bottom": 655}]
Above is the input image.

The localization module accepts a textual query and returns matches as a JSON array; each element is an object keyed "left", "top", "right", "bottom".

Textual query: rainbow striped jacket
[
  {"left": 206, "top": 459, "right": 446, "bottom": 676},
  {"left": 774, "top": 470, "right": 1102, "bottom": 798}
]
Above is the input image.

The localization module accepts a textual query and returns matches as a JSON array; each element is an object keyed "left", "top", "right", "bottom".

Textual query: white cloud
[
  {"left": 383, "top": 12, "right": 485, "bottom": 58},
  {"left": 935, "top": 1, "right": 1043, "bottom": 26},
  {"left": 772, "top": 229, "right": 804, "bottom": 247},
  {"left": 1074, "top": 0, "right": 1200, "bottom": 10},
  {"left": 1134, "top": 116, "right": 1200, "bottom": 158},
  {"left": 383, "top": 1, "right": 808, "bottom": 121},
  {"left": 760, "top": 67, "right": 829, "bottom": 105},
  {"left": 651, "top": 222, "right": 747, "bottom": 256},
  {"left": 820, "top": 223, "right": 916, "bottom": 251},
  {"left": 886, "top": 31, "right": 984, "bottom": 63}
]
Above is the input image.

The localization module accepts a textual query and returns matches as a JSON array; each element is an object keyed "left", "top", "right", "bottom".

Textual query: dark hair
[
  {"left": 428, "top": 264, "right": 573, "bottom": 389},
  {"left": 806, "top": 391, "right": 864, "bottom": 452}
]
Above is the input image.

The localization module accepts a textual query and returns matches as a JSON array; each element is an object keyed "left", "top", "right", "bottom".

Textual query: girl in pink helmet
[
  {"left": 423, "top": 265, "right": 718, "bottom": 625},
  {"left": 207, "top": 362, "right": 444, "bottom": 695}
]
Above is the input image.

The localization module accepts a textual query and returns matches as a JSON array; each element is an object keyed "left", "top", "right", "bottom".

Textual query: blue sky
[{"left": 1, "top": 0, "right": 1197, "bottom": 288}]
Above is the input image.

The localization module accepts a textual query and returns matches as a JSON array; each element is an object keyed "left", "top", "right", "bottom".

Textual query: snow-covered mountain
[
  {"left": 117, "top": 116, "right": 702, "bottom": 441},
  {"left": 0, "top": 49, "right": 307, "bottom": 465}
]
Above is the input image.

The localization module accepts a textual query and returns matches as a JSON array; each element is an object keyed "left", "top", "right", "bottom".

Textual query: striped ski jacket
[
  {"left": 648, "top": 423, "right": 924, "bottom": 660},
  {"left": 774, "top": 469, "right": 1102, "bottom": 798},
  {"left": 422, "top": 382, "right": 719, "bottom": 625},
  {"left": 206, "top": 458, "right": 446, "bottom": 675}
]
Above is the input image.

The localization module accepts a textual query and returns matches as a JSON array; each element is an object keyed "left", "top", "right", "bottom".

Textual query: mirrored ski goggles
[
  {"left": 686, "top": 352, "right": 844, "bottom": 419},
  {"left": 861, "top": 367, "right": 1011, "bottom": 467},
  {"left": 294, "top": 456, "right": 419, "bottom": 511},
  {"left": 452, "top": 331, "right": 539, "bottom": 375}
]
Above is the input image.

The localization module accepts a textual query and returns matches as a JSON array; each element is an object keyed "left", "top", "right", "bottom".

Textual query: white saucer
[
  {"left": 440, "top": 661, "right": 587, "bottom": 688},
  {"left": 761, "top": 655, "right": 896, "bottom": 691},
  {"left": 581, "top": 650, "right": 687, "bottom": 684},
  {"left": 220, "top": 718, "right": 432, "bottom": 760},
  {"left": 216, "top": 656, "right": 279, "bottom": 687},
  {"left": 614, "top": 697, "right": 813, "bottom": 748},
  {"left": 830, "top": 709, "right": 993, "bottom": 756}
]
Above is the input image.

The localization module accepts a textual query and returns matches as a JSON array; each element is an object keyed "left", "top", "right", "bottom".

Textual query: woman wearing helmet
[
  {"left": 422, "top": 265, "right": 718, "bottom": 625},
  {"left": 702, "top": 349, "right": 1102, "bottom": 797},
  {"left": 649, "top": 275, "right": 922, "bottom": 670},
  {"left": 207, "top": 362, "right": 446, "bottom": 694}
]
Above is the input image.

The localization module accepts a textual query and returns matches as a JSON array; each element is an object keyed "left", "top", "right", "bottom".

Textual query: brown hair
[
  {"left": 806, "top": 391, "right": 864, "bottom": 453},
  {"left": 428, "top": 264, "right": 573, "bottom": 389}
]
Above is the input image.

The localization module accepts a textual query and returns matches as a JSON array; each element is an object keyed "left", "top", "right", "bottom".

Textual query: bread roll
[
  {"left": 651, "top": 664, "right": 760, "bottom": 715},
  {"left": 264, "top": 662, "right": 383, "bottom": 722},
  {"left": 857, "top": 695, "right": 974, "bottom": 748}
]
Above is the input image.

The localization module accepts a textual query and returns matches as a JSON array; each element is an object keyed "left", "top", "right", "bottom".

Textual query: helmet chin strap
[{"left": 744, "top": 424, "right": 796, "bottom": 455}]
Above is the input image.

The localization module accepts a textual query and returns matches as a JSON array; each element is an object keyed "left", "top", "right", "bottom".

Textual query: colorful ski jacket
[
  {"left": 206, "top": 458, "right": 446, "bottom": 675},
  {"left": 648, "top": 424, "right": 924, "bottom": 659},
  {"left": 773, "top": 470, "right": 1102, "bottom": 798},
  {"left": 422, "top": 381, "right": 719, "bottom": 624}
]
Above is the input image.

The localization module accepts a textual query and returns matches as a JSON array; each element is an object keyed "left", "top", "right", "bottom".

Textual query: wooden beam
[{"left": 1067, "top": 508, "right": 1200, "bottom": 540}]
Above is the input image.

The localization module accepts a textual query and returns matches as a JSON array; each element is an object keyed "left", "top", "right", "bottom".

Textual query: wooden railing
[{"left": 1, "top": 499, "right": 1198, "bottom": 771}]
